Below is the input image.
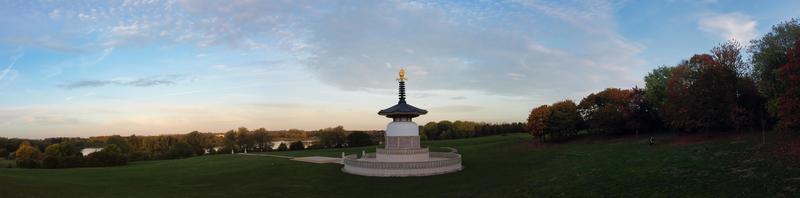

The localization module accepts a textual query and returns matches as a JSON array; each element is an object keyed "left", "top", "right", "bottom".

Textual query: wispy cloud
[
  {"left": 698, "top": 12, "right": 757, "bottom": 42},
  {"left": 0, "top": 49, "right": 24, "bottom": 81},
  {"left": 60, "top": 76, "right": 178, "bottom": 89}
]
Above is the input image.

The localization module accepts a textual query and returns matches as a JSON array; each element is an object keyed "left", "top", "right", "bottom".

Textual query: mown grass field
[{"left": 1, "top": 132, "right": 799, "bottom": 197}]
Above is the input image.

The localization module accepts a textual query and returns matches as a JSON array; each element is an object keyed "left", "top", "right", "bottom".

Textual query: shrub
[
  {"left": 0, "top": 148, "right": 8, "bottom": 159},
  {"left": 276, "top": 143, "right": 288, "bottom": 151},
  {"left": 346, "top": 132, "right": 373, "bottom": 147},
  {"left": 289, "top": 141, "right": 305, "bottom": 150},
  {"left": 42, "top": 156, "right": 60, "bottom": 169},
  {"left": 16, "top": 159, "right": 39, "bottom": 169},
  {"left": 85, "top": 144, "right": 128, "bottom": 167},
  {"left": 59, "top": 155, "right": 85, "bottom": 168}
]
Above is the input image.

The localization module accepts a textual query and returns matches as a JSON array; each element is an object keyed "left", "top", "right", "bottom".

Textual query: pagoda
[{"left": 342, "top": 69, "right": 463, "bottom": 177}]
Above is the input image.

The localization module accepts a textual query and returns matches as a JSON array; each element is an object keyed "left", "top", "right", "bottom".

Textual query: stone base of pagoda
[
  {"left": 384, "top": 136, "right": 421, "bottom": 149},
  {"left": 342, "top": 151, "right": 462, "bottom": 177}
]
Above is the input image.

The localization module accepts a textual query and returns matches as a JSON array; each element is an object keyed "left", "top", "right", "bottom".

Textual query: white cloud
[
  {"left": 23, "top": 0, "right": 647, "bottom": 101},
  {"left": 698, "top": 12, "right": 757, "bottom": 42}
]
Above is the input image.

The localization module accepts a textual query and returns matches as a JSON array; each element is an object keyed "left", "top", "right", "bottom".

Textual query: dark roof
[{"left": 378, "top": 102, "right": 428, "bottom": 118}]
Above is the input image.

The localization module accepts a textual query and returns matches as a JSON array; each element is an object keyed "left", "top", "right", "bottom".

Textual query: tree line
[
  {"left": 2, "top": 126, "right": 381, "bottom": 169},
  {"left": 420, "top": 121, "right": 525, "bottom": 140},
  {"left": 527, "top": 19, "right": 800, "bottom": 142}
]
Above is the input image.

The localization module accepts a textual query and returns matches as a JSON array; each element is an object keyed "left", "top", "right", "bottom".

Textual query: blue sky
[{"left": 0, "top": 0, "right": 798, "bottom": 138}]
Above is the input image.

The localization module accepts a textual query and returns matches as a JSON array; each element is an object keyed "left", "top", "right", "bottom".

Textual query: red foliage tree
[
  {"left": 778, "top": 40, "right": 800, "bottom": 132},
  {"left": 664, "top": 54, "right": 737, "bottom": 132},
  {"left": 526, "top": 105, "right": 551, "bottom": 141}
]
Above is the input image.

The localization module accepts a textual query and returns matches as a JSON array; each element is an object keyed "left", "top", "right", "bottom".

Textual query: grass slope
[{"left": 1, "top": 133, "right": 799, "bottom": 197}]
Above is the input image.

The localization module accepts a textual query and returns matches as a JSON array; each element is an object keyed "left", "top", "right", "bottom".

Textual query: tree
[
  {"left": 527, "top": 105, "right": 551, "bottom": 140},
  {"left": 644, "top": 66, "right": 674, "bottom": 113},
  {"left": 86, "top": 144, "right": 127, "bottom": 167},
  {"left": 236, "top": 127, "right": 254, "bottom": 152},
  {"left": 750, "top": 19, "right": 800, "bottom": 117},
  {"left": 223, "top": 130, "right": 237, "bottom": 153},
  {"left": 318, "top": 126, "right": 347, "bottom": 148},
  {"left": 105, "top": 135, "right": 132, "bottom": 154},
  {"left": 252, "top": 128, "right": 272, "bottom": 152},
  {"left": 437, "top": 121, "right": 455, "bottom": 139},
  {"left": 578, "top": 88, "right": 631, "bottom": 135},
  {"left": 289, "top": 141, "right": 304, "bottom": 150},
  {"left": 347, "top": 132, "right": 373, "bottom": 147},
  {"left": 168, "top": 141, "right": 194, "bottom": 158},
  {"left": 712, "top": 40, "right": 749, "bottom": 76},
  {"left": 184, "top": 131, "right": 206, "bottom": 156},
  {"left": 15, "top": 141, "right": 41, "bottom": 168},
  {"left": 664, "top": 54, "right": 738, "bottom": 132},
  {"left": 625, "top": 87, "right": 658, "bottom": 136},
  {"left": 276, "top": 143, "right": 288, "bottom": 151},
  {"left": 547, "top": 100, "right": 582, "bottom": 141},
  {"left": 778, "top": 40, "right": 800, "bottom": 132},
  {"left": 422, "top": 122, "right": 440, "bottom": 140},
  {"left": 734, "top": 77, "right": 767, "bottom": 131},
  {"left": 44, "top": 143, "right": 68, "bottom": 158}
]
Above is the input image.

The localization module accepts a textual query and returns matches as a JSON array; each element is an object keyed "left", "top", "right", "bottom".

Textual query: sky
[{"left": 0, "top": 0, "right": 798, "bottom": 138}]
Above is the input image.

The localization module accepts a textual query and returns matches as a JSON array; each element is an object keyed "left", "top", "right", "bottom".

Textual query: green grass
[{"left": 1, "top": 133, "right": 799, "bottom": 197}]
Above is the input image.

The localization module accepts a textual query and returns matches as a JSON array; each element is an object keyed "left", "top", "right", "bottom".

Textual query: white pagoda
[{"left": 342, "top": 69, "right": 463, "bottom": 177}]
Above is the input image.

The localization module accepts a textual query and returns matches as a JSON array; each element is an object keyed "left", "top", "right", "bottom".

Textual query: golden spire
[{"left": 397, "top": 68, "right": 407, "bottom": 82}]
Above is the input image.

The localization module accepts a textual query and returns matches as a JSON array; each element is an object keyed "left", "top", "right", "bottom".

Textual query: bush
[
  {"left": 42, "top": 156, "right": 60, "bottom": 169},
  {"left": 346, "top": 132, "right": 373, "bottom": 147},
  {"left": 0, "top": 148, "right": 8, "bottom": 159},
  {"left": 86, "top": 151, "right": 127, "bottom": 167},
  {"left": 276, "top": 143, "right": 288, "bottom": 151},
  {"left": 85, "top": 144, "right": 128, "bottom": 167},
  {"left": 59, "top": 155, "right": 85, "bottom": 168},
  {"left": 289, "top": 141, "right": 304, "bottom": 150},
  {"left": 16, "top": 159, "right": 39, "bottom": 169}
]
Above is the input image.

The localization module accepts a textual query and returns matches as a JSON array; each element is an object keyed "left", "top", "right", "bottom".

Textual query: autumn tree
[
  {"left": 625, "top": 87, "right": 658, "bottom": 136},
  {"left": 750, "top": 19, "right": 800, "bottom": 117},
  {"left": 778, "top": 40, "right": 800, "bottom": 132},
  {"left": 526, "top": 105, "right": 551, "bottom": 140},
  {"left": 578, "top": 88, "right": 631, "bottom": 135},
  {"left": 664, "top": 54, "right": 737, "bottom": 132},
  {"left": 15, "top": 141, "right": 41, "bottom": 168}
]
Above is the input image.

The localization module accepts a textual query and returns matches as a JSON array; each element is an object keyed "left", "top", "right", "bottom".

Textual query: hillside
[{"left": 1, "top": 133, "right": 798, "bottom": 197}]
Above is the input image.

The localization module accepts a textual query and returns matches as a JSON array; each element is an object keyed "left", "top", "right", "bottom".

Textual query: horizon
[{"left": 2, "top": 0, "right": 800, "bottom": 139}]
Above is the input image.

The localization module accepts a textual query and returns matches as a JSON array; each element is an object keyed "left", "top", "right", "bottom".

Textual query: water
[
  {"left": 270, "top": 140, "right": 315, "bottom": 149},
  {"left": 80, "top": 148, "right": 103, "bottom": 156}
]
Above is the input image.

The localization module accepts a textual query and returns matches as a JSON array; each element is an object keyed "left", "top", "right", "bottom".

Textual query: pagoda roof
[{"left": 378, "top": 102, "right": 428, "bottom": 118}]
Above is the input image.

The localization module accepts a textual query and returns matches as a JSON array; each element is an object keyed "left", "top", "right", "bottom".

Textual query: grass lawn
[{"left": 1, "top": 132, "right": 799, "bottom": 197}]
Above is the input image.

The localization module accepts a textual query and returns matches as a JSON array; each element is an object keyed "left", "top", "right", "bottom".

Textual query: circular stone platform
[{"left": 342, "top": 150, "right": 463, "bottom": 177}]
